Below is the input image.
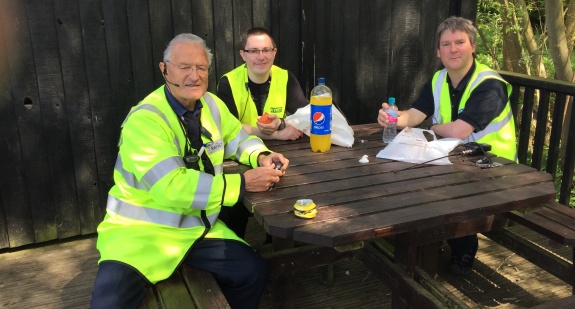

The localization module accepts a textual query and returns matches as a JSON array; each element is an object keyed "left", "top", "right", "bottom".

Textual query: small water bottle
[{"left": 383, "top": 97, "right": 398, "bottom": 144}]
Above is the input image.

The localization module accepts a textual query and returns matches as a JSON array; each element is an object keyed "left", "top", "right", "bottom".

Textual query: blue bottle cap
[
  {"left": 388, "top": 97, "right": 395, "bottom": 104},
  {"left": 318, "top": 77, "right": 325, "bottom": 84}
]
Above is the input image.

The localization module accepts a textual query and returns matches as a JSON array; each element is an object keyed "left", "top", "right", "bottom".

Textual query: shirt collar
[{"left": 164, "top": 86, "right": 203, "bottom": 118}]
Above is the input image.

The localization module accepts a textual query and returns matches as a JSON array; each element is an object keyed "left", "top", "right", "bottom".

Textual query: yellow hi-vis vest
[
  {"left": 223, "top": 64, "right": 289, "bottom": 126},
  {"left": 96, "top": 86, "right": 270, "bottom": 284},
  {"left": 431, "top": 61, "right": 517, "bottom": 162}
]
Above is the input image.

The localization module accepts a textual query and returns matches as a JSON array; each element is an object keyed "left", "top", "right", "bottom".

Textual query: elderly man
[
  {"left": 377, "top": 16, "right": 517, "bottom": 276},
  {"left": 90, "top": 33, "right": 288, "bottom": 309}
]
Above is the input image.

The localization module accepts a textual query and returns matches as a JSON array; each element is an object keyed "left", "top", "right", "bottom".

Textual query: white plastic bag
[
  {"left": 285, "top": 104, "right": 354, "bottom": 148},
  {"left": 376, "top": 127, "right": 462, "bottom": 165}
]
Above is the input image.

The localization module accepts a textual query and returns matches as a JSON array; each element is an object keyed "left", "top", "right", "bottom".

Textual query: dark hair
[
  {"left": 240, "top": 27, "right": 276, "bottom": 50},
  {"left": 436, "top": 16, "right": 478, "bottom": 48}
]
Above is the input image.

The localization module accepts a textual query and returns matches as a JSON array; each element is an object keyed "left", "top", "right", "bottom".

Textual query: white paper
[{"left": 376, "top": 127, "right": 462, "bottom": 165}]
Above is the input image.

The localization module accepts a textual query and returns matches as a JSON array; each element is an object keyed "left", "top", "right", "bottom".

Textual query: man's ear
[{"left": 160, "top": 62, "right": 167, "bottom": 75}]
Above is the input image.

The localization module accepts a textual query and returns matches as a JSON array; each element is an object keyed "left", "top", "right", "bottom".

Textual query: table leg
[
  {"left": 272, "top": 236, "right": 294, "bottom": 309},
  {"left": 394, "top": 232, "right": 418, "bottom": 277}
]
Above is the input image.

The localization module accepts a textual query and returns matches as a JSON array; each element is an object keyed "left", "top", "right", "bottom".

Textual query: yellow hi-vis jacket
[
  {"left": 431, "top": 60, "right": 517, "bottom": 162},
  {"left": 223, "top": 64, "right": 288, "bottom": 126},
  {"left": 96, "top": 86, "right": 271, "bottom": 284}
]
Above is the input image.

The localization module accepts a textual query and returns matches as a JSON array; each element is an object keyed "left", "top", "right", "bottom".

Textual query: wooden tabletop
[{"left": 244, "top": 124, "right": 556, "bottom": 248}]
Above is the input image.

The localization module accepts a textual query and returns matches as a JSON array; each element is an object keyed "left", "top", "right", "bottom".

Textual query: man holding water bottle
[{"left": 377, "top": 16, "right": 517, "bottom": 276}]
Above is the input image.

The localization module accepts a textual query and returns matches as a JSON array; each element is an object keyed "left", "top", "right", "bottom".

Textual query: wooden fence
[{"left": 0, "top": 0, "right": 475, "bottom": 248}]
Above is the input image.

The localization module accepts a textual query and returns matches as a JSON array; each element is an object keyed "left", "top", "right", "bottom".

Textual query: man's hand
[
  {"left": 257, "top": 113, "right": 281, "bottom": 135},
  {"left": 272, "top": 124, "right": 303, "bottom": 141},
  {"left": 378, "top": 103, "right": 424, "bottom": 129},
  {"left": 243, "top": 152, "right": 289, "bottom": 192}
]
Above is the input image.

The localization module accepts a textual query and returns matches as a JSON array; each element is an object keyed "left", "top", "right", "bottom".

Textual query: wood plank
[
  {"left": 54, "top": 0, "right": 100, "bottom": 237},
  {"left": 171, "top": 0, "right": 193, "bottom": 36},
  {"left": 212, "top": 0, "right": 234, "bottom": 81},
  {"left": 78, "top": 0, "right": 117, "bottom": 217},
  {"left": 148, "top": 0, "right": 173, "bottom": 87},
  {"left": 182, "top": 265, "right": 230, "bottom": 309},
  {"left": 293, "top": 183, "right": 555, "bottom": 246},
  {"left": 483, "top": 228, "right": 573, "bottom": 286},
  {"left": 126, "top": 0, "right": 155, "bottom": 100},
  {"left": 15, "top": 0, "right": 60, "bottom": 244},
  {"left": 252, "top": 163, "right": 546, "bottom": 222},
  {"left": 155, "top": 269, "right": 197, "bottom": 309},
  {"left": 191, "top": 0, "right": 216, "bottom": 93},
  {"left": 507, "top": 206, "right": 575, "bottom": 246},
  {"left": 101, "top": 0, "right": 137, "bottom": 133},
  {"left": 0, "top": 0, "right": 29, "bottom": 248},
  {"left": 357, "top": 242, "right": 445, "bottom": 308}
]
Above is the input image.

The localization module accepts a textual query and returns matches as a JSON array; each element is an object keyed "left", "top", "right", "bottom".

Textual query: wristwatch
[{"left": 277, "top": 118, "right": 286, "bottom": 130}]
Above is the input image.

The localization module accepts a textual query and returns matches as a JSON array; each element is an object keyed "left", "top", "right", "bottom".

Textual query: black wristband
[{"left": 277, "top": 118, "right": 286, "bottom": 130}]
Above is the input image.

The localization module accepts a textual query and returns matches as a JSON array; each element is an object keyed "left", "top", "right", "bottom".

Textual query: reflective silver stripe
[
  {"left": 202, "top": 93, "right": 222, "bottom": 129},
  {"left": 469, "top": 70, "right": 503, "bottom": 90},
  {"left": 115, "top": 155, "right": 147, "bottom": 190},
  {"left": 192, "top": 172, "right": 213, "bottom": 210},
  {"left": 116, "top": 154, "right": 185, "bottom": 191},
  {"left": 432, "top": 69, "right": 447, "bottom": 124},
  {"left": 225, "top": 129, "right": 250, "bottom": 157},
  {"left": 213, "top": 164, "right": 222, "bottom": 174},
  {"left": 463, "top": 109, "right": 513, "bottom": 143},
  {"left": 107, "top": 195, "right": 219, "bottom": 228},
  {"left": 141, "top": 156, "right": 186, "bottom": 189},
  {"left": 237, "top": 137, "right": 265, "bottom": 160}
]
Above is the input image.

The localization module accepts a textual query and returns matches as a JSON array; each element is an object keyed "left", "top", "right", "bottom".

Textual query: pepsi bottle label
[{"left": 310, "top": 104, "right": 331, "bottom": 135}]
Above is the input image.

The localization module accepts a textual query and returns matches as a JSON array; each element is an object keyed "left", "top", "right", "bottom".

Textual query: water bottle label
[
  {"left": 386, "top": 111, "right": 398, "bottom": 123},
  {"left": 310, "top": 104, "right": 331, "bottom": 135}
]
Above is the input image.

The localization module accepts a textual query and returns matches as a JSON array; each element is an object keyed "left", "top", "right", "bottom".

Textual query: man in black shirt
[
  {"left": 217, "top": 27, "right": 307, "bottom": 141},
  {"left": 377, "top": 17, "right": 517, "bottom": 276}
]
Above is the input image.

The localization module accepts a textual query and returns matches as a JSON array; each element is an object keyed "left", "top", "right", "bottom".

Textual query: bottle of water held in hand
[
  {"left": 383, "top": 97, "right": 398, "bottom": 144},
  {"left": 310, "top": 77, "right": 332, "bottom": 152}
]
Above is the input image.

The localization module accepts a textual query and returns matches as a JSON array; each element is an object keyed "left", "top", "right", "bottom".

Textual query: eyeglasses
[
  {"left": 242, "top": 48, "right": 276, "bottom": 55},
  {"left": 167, "top": 61, "right": 211, "bottom": 76}
]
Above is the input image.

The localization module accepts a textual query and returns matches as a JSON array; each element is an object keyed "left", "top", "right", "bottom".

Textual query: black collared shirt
[
  {"left": 411, "top": 61, "right": 508, "bottom": 132},
  {"left": 164, "top": 86, "right": 203, "bottom": 150}
]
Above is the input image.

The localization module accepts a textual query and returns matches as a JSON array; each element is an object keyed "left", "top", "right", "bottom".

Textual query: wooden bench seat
[
  {"left": 483, "top": 202, "right": 575, "bottom": 293},
  {"left": 529, "top": 294, "right": 575, "bottom": 308},
  {"left": 138, "top": 265, "right": 230, "bottom": 309}
]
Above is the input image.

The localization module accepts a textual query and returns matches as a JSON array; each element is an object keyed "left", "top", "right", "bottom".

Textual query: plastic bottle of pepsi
[
  {"left": 310, "top": 78, "right": 332, "bottom": 152},
  {"left": 383, "top": 97, "right": 398, "bottom": 144}
]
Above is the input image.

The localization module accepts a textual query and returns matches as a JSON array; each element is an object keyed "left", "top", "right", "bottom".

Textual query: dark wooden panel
[
  {"left": 338, "top": 0, "right": 360, "bottom": 123},
  {"left": 102, "top": 0, "right": 137, "bottom": 134},
  {"left": 127, "top": 0, "right": 155, "bottom": 100},
  {"left": 212, "top": 0, "right": 235, "bottom": 82},
  {"left": 275, "top": 0, "right": 301, "bottom": 79},
  {"left": 78, "top": 0, "right": 117, "bottom": 220},
  {"left": 149, "top": 0, "right": 178, "bottom": 88},
  {"left": 171, "top": 0, "right": 193, "bottom": 36},
  {"left": 0, "top": 0, "right": 29, "bottom": 248},
  {"left": 253, "top": 0, "right": 272, "bottom": 32},
  {"left": 29, "top": 0, "right": 81, "bottom": 241},
  {"left": 54, "top": 0, "right": 100, "bottom": 237},
  {"left": 191, "top": 0, "right": 216, "bottom": 93},
  {"left": 12, "top": 0, "right": 57, "bottom": 246},
  {"left": 230, "top": 0, "right": 252, "bottom": 70}
]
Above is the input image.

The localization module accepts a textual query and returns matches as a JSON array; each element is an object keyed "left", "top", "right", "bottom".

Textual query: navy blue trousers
[{"left": 90, "top": 238, "right": 268, "bottom": 309}]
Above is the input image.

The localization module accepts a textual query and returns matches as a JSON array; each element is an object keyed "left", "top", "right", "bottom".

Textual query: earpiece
[{"left": 163, "top": 64, "right": 168, "bottom": 76}]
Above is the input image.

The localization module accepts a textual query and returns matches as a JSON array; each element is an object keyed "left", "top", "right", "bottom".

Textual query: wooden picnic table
[{"left": 242, "top": 123, "right": 556, "bottom": 309}]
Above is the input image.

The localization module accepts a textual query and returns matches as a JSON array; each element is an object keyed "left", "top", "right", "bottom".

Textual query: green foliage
[{"left": 475, "top": 0, "right": 569, "bottom": 77}]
